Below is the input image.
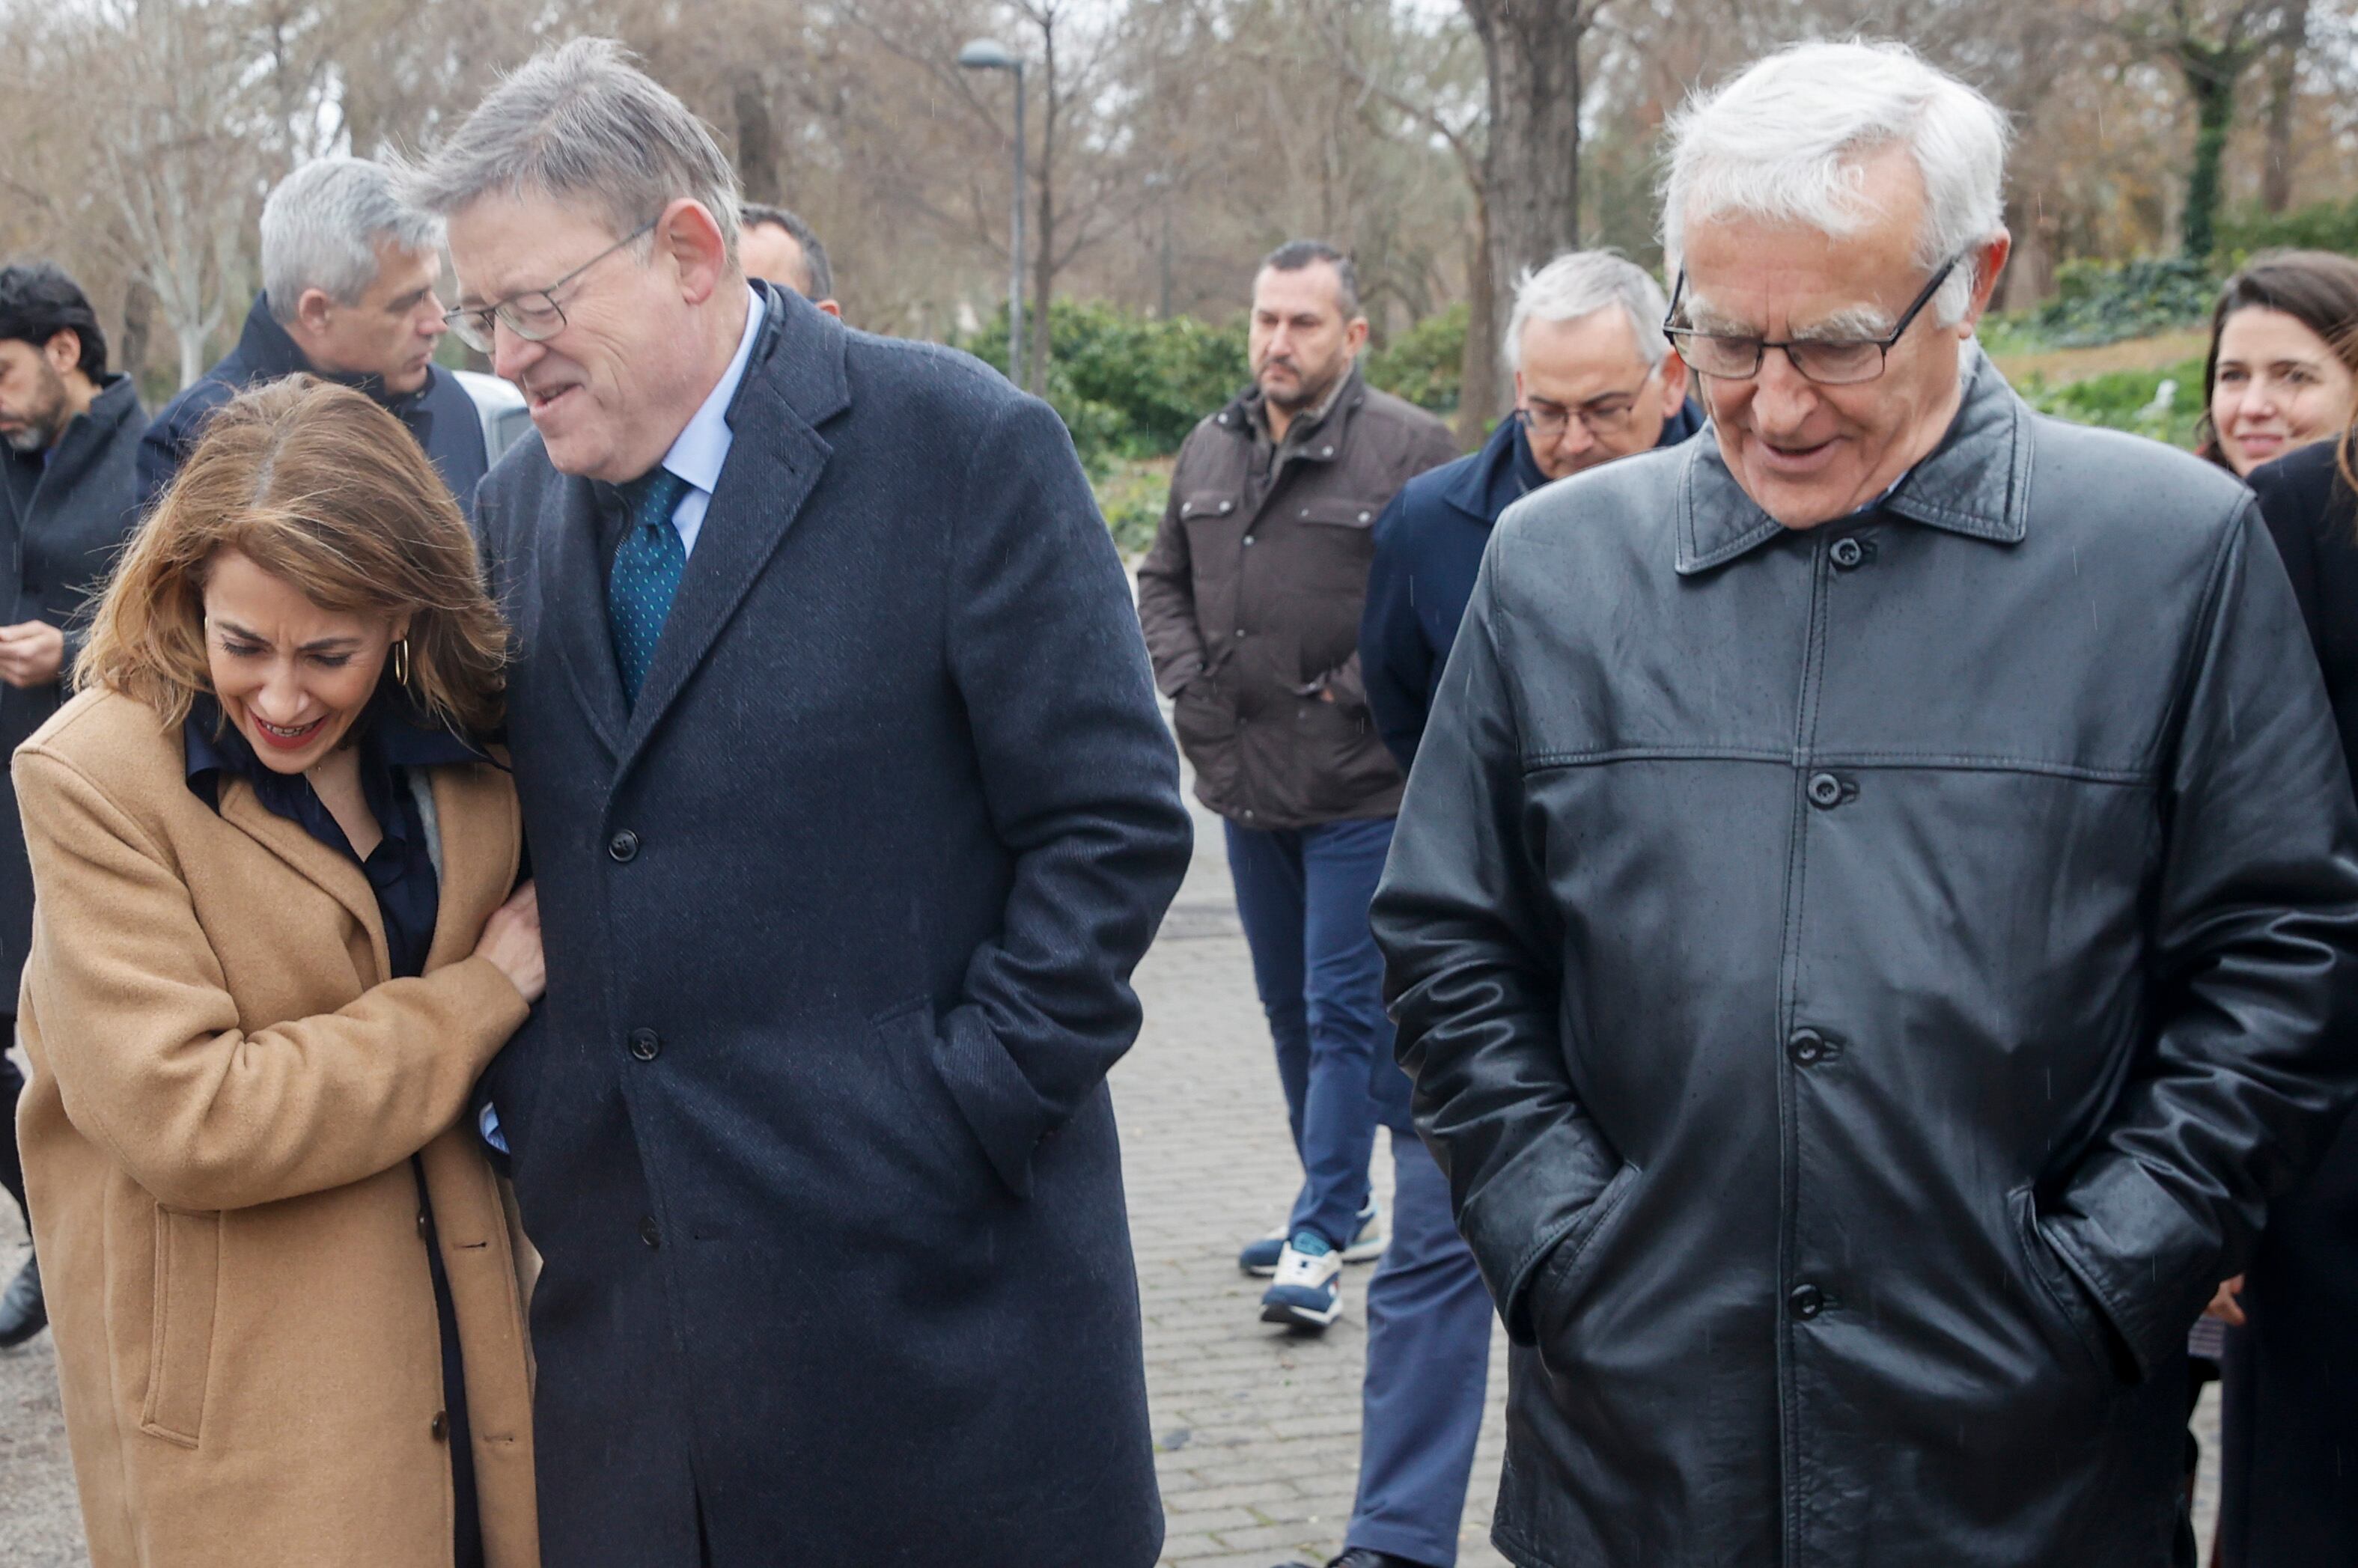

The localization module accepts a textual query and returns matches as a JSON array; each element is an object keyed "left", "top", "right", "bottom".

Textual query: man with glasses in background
[
  {"left": 1310, "top": 250, "right": 1699, "bottom": 1568},
  {"left": 141, "top": 158, "right": 484, "bottom": 508},
  {"left": 1374, "top": 40, "right": 2358, "bottom": 1568},
  {"left": 1362, "top": 251, "right": 1699, "bottom": 767}
]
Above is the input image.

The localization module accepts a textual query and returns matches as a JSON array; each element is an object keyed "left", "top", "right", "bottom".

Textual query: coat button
[
  {"left": 1320, "top": 445, "right": 1334, "bottom": 457},
  {"left": 1788, "top": 1028, "right": 1827, "bottom": 1066},
  {"left": 1789, "top": 1284, "right": 1825, "bottom": 1320},
  {"left": 1806, "top": 772, "right": 1845, "bottom": 809},
  {"left": 608, "top": 829, "right": 640, "bottom": 861},
  {"left": 1830, "top": 537, "right": 1865, "bottom": 570},
  {"left": 1243, "top": 534, "right": 1256, "bottom": 545},
  {"left": 629, "top": 1028, "right": 661, "bottom": 1061},
  {"left": 1219, "top": 501, "right": 1234, "bottom": 513},
  {"left": 639, "top": 1215, "right": 662, "bottom": 1248},
  {"left": 430, "top": 1411, "right": 448, "bottom": 1442},
  {"left": 416, "top": 1210, "right": 429, "bottom": 1239}
]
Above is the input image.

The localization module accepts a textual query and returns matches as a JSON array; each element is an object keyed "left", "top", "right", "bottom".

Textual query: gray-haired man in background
[{"left": 139, "top": 157, "right": 484, "bottom": 507}]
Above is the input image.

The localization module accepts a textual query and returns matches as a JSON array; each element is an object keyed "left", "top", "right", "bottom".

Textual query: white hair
[
  {"left": 1661, "top": 40, "right": 2011, "bottom": 326},
  {"left": 1505, "top": 251, "right": 1671, "bottom": 372},
  {"left": 397, "top": 37, "right": 740, "bottom": 263},
  {"left": 261, "top": 158, "right": 442, "bottom": 325}
]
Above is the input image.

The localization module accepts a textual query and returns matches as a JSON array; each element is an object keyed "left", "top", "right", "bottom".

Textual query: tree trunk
[
  {"left": 1463, "top": 0, "right": 1588, "bottom": 425},
  {"left": 2261, "top": 2, "right": 2307, "bottom": 214},
  {"left": 1455, "top": 193, "right": 1499, "bottom": 448},
  {"left": 2179, "top": 54, "right": 2237, "bottom": 260},
  {"left": 120, "top": 278, "right": 154, "bottom": 391},
  {"left": 734, "top": 73, "right": 782, "bottom": 205}
]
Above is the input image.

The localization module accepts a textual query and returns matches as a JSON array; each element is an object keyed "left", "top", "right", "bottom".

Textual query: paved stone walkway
[{"left": 0, "top": 781, "right": 2224, "bottom": 1568}]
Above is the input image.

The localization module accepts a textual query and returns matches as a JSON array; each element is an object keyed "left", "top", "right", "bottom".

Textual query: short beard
[
  {"left": 1258, "top": 362, "right": 1341, "bottom": 417},
  {"left": 2, "top": 365, "right": 69, "bottom": 453}
]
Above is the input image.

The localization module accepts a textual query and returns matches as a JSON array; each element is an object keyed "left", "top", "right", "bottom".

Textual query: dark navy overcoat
[{"left": 472, "top": 284, "right": 1191, "bottom": 1567}]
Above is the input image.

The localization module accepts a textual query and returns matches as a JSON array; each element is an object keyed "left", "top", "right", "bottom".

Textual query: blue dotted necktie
[{"left": 608, "top": 467, "right": 692, "bottom": 707}]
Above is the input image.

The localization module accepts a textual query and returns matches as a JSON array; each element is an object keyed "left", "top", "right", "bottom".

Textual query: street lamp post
[{"left": 959, "top": 38, "right": 1026, "bottom": 392}]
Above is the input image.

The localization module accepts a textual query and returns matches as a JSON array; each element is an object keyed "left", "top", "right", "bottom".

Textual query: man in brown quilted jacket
[{"left": 1137, "top": 240, "right": 1456, "bottom": 1341}]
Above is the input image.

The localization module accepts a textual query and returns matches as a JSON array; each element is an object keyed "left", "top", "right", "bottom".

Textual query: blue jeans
[
  {"left": 1225, "top": 815, "right": 1412, "bottom": 1251},
  {"left": 1347, "top": 1132, "right": 1494, "bottom": 1567}
]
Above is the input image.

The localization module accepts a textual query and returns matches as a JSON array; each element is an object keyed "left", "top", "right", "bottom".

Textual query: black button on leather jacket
[{"left": 1372, "top": 355, "right": 2358, "bottom": 1567}]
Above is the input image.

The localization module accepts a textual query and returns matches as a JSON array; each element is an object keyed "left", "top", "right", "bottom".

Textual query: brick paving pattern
[{"left": 0, "top": 783, "right": 2224, "bottom": 1567}]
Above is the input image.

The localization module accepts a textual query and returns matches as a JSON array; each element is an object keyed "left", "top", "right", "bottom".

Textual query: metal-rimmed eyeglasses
[
  {"left": 1516, "top": 366, "right": 1658, "bottom": 441},
  {"left": 443, "top": 219, "right": 659, "bottom": 354},
  {"left": 1661, "top": 254, "right": 1961, "bottom": 386}
]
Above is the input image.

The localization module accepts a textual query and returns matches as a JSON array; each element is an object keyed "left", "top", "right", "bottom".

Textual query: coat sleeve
[
  {"left": 1360, "top": 487, "right": 1434, "bottom": 771},
  {"left": 939, "top": 394, "right": 1195, "bottom": 1197},
  {"left": 1371, "top": 546, "right": 1626, "bottom": 1343},
  {"left": 13, "top": 745, "right": 532, "bottom": 1213},
  {"left": 1133, "top": 445, "right": 1210, "bottom": 698},
  {"left": 2042, "top": 502, "right": 2358, "bottom": 1379}
]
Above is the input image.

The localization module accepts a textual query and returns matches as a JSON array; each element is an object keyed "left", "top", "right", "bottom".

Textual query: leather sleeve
[
  {"left": 1371, "top": 546, "right": 1627, "bottom": 1343},
  {"left": 1133, "top": 440, "right": 1210, "bottom": 698},
  {"left": 2043, "top": 500, "right": 2358, "bottom": 1377}
]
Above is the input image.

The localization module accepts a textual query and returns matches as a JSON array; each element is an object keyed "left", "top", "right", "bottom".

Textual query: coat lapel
[
  {"left": 542, "top": 472, "right": 630, "bottom": 757},
  {"left": 217, "top": 780, "right": 390, "bottom": 983},
  {"left": 421, "top": 757, "right": 521, "bottom": 971},
  {"left": 615, "top": 289, "right": 849, "bottom": 777}
]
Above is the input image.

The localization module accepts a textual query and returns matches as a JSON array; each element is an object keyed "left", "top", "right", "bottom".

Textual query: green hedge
[
  {"left": 2014, "top": 356, "right": 2208, "bottom": 449},
  {"left": 2214, "top": 198, "right": 2358, "bottom": 261},
  {"left": 1363, "top": 302, "right": 1467, "bottom": 414},
  {"left": 960, "top": 301, "right": 1247, "bottom": 475},
  {"left": 2013, "top": 257, "right": 2218, "bottom": 349}
]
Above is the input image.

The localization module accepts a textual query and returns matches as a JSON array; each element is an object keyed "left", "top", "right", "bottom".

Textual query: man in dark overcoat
[
  {"left": 412, "top": 40, "right": 1191, "bottom": 1567},
  {"left": 0, "top": 263, "right": 147, "bottom": 1347},
  {"left": 141, "top": 157, "right": 486, "bottom": 509}
]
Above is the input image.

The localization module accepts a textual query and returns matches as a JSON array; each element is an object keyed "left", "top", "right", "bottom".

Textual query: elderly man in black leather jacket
[{"left": 1373, "top": 40, "right": 2358, "bottom": 1568}]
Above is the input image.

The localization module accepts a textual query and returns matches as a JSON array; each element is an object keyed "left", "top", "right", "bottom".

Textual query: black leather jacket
[{"left": 1372, "top": 355, "right": 2358, "bottom": 1567}]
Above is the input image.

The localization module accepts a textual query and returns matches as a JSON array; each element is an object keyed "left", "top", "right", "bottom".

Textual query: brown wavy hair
[
  {"left": 79, "top": 376, "right": 506, "bottom": 734},
  {"left": 2196, "top": 250, "right": 2358, "bottom": 472}
]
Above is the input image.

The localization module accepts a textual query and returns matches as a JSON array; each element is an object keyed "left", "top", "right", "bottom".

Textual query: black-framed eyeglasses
[
  {"left": 443, "top": 218, "right": 659, "bottom": 354},
  {"left": 1516, "top": 364, "right": 1659, "bottom": 440},
  {"left": 1661, "top": 254, "right": 1961, "bottom": 386}
]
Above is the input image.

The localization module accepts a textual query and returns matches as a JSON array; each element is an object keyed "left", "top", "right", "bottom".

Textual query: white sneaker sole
[{"left": 1260, "top": 1292, "right": 1343, "bottom": 1328}]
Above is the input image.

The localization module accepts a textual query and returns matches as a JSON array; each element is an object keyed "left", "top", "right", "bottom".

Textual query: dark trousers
[
  {"left": 1226, "top": 815, "right": 1410, "bottom": 1249},
  {"left": 1347, "top": 1131, "right": 1493, "bottom": 1567},
  {"left": 1, "top": 1045, "right": 25, "bottom": 1227}
]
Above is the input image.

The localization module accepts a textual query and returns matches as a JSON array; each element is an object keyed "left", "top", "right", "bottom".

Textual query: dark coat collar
[
  {"left": 548, "top": 280, "right": 847, "bottom": 767},
  {"left": 1445, "top": 394, "right": 1707, "bottom": 524},
  {"left": 228, "top": 292, "right": 436, "bottom": 417},
  {"left": 1674, "top": 349, "right": 2032, "bottom": 576}
]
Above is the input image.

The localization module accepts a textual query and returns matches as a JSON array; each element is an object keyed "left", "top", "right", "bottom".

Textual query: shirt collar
[
  {"left": 1673, "top": 345, "right": 2032, "bottom": 576},
  {"left": 184, "top": 690, "right": 484, "bottom": 810},
  {"left": 654, "top": 284, "right": 765, "bottom": 498}
]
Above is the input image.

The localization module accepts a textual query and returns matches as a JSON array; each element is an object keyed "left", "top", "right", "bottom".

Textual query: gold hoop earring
[{"left": 390, "top": 637, "right": 411, "bottom": 690}]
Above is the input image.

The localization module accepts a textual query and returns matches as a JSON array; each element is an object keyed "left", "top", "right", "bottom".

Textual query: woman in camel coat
[{"left": 12, "top": 378, "right": 543, "bottom": 1567}]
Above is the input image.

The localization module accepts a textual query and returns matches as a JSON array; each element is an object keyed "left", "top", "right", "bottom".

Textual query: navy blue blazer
[
  {"left": 1360, "top": 400, "right": 1704, "bottom": 768},
  {"left": 140, "top": 293, "right": 487, "bottom": 510},
  {"left": 472, "top": 283, "right": 1190, "bottom": 1568}
]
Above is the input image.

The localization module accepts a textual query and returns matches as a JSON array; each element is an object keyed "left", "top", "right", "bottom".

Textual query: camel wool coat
[{"left": 10, "top": 686, "right": 540, "bottom": 1568}]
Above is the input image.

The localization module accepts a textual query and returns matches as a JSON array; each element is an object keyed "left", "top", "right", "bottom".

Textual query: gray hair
[
  {"left": 1661, "top": 40, "right": 2011, "bottom": 326},
  {"left": 398, "top": 37, "right": 740, "bottom": 265},
  {"left": 1505, "top": 251, "right": 1671, "bottom": 372},
  {"left": 260, "top": 159, "right": 442, "bottom": 325}
]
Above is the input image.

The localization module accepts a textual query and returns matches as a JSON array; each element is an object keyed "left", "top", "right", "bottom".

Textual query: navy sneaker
[
  {"left": 1259, "top": 1230, "right": 1343, "bottom": 1328},
  {"left": 1240, "top": 1202, "right": 1380, "bottom": 1275}
]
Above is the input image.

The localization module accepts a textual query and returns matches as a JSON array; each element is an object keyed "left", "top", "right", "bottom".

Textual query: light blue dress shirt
[{"left": 650, "top": 282, "right": 766, "bottom": 558}]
